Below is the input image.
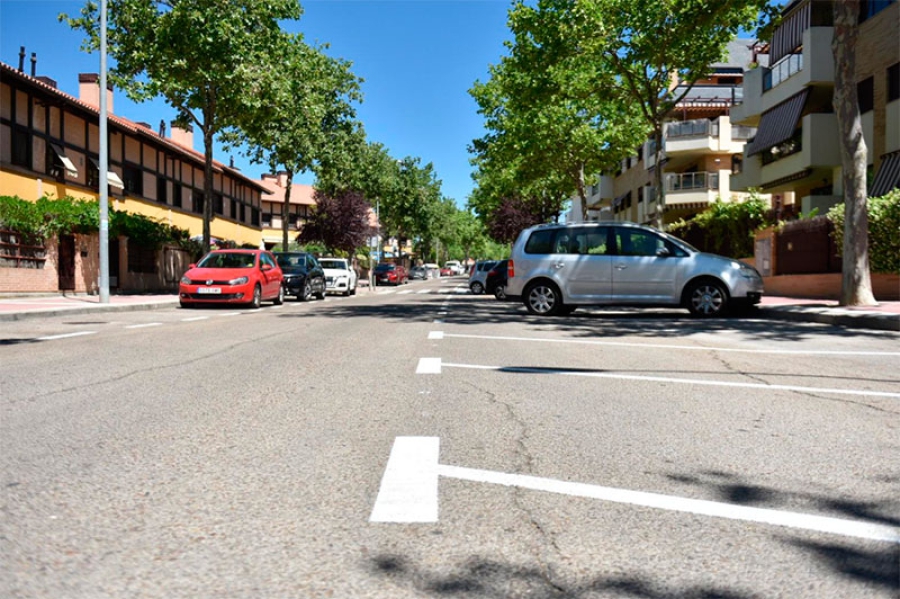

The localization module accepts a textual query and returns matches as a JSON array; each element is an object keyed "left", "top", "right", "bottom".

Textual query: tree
[
  {"left": 296, "top": 189, "right": 373, "bottom": 256},
  {"left": 226, "top": 35, "right": 361, "bottom": 251},
  {"left": 832, "top": 0, "right": 876, "bottom": 306},
  {"left": 379, "top": 157, "right": 443, "bottom": 259},
  {"left": 486, "top": 196, "right": 550, "bottom": 245},
  {"left": 63, "top": 0, "right": 301, "bottom": 252}
]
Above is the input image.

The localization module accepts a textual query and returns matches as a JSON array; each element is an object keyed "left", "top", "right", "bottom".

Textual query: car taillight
[{"left": 508, "top": 260, "right": 514, "bottom": 279}]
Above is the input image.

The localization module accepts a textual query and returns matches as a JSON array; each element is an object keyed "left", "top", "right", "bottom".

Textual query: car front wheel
[
  {"left": 301, "top": 279, "right": 312, "bottom": 301},
  {"left": 524, "top": 281, "right": 563, "bottom": 316},
  {"left": 686, "top": 280, "right": 728, "bottom": 317},
  {"left": 273, "top": 285, "right": 284, "bottom": 305},
  {"left": 249, "top": 284, "right": 262, "bottom": 309}
]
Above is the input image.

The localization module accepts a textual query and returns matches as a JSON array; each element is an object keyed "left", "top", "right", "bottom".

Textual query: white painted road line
[
  {"left": 428, "top": 331, "right": 444, "bottom": 340},
  {"left": 370, "top": 437, "right": 900, "bottom": 543},
  {"left": 37, "top": 331, "right": 97, "bottom": 341},
  {"left": 437, "top": 333, "right": 900, "bottom": 357},
  {"left": 399, "top": 290, "right": 415, "bottom": 295},
  {"left": 439, "top": 360, "right": 900, "bottom": 399},
  {"left": 416, "top": 358, "right": 442, "bottom": 374},
  {"left": 417, "top": 289, "right": 431, "bottom": 294},
  {"left": 125, "top": 323, "right": 162, "bottom": 329},
  {"left": 181, "top": 316, "right": 210, "bottom": 322},
  {"left": 219, "top": 312, "right": 243, "bottom": 317},
  {"left": 438, "top": 464, "right": 900, "bottom": 544},
  {"left": 370, "top": 437, "right": 440, "bottom": 522}
]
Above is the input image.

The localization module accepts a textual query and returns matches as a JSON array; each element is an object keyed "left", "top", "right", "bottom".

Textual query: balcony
[
  {"left": 750, "top": 113, "right": 841, "bottom": 193},
  {"left": 764, "top": 53, "right": 803, "bottom": 92},
  {"left": 664, "top": 172, "right": 721, "bottom": 206},
  {"left": 664, "top": 116, "right": 756, "bottom": 158}
]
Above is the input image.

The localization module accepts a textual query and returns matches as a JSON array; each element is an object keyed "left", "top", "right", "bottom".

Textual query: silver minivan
[{"left": 505, "top": 222, "right": 763, "bottom": 317}]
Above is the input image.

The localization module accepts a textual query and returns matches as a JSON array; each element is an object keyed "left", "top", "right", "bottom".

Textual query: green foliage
[
  {"left": 827, "top": 190, "right": 900, "bottom": 274},
  {"left": 667, "top": 194, "right": 771, "bottom": 258},
  {"left": 0, "top": 195, "right": 194, "bottom": 251}
]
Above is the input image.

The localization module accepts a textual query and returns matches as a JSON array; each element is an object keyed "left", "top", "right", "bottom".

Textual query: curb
[
  {"left": 0, "top": 300, "right": 179, "bottom": 322},
  {"left": 757, "top": 306, "right": 900, "bottom": 332}
]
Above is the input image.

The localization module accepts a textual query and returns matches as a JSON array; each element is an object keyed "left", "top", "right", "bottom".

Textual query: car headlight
[
  {"left": 180, "top": 275, "right": 192, "bottom": 285},
  {"left": 228, "top": 276, "right": 249, "bottom": 285},
  {"left": 733, "top": 262, "right": 761, "bottom": 279}
]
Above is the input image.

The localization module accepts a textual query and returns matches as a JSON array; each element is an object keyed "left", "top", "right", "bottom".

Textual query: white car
[
  {"left": 444, "top": 260, "right": 464, "bottom": 275},
  {"left": 319, "top": 258, "right": 358, "bottom": 296}
]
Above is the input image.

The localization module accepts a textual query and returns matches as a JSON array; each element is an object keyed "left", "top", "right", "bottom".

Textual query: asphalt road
[{"left": 2, "top": 276, "right": 898, "bottom": 598}]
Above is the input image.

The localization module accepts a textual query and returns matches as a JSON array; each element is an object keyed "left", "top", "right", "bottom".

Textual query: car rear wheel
[
  {"left": 524, "top": 281, "right": 563, "bottom": 316},
  {"left": 493, "top": 285, "right": 506, "bottom": 300},
  {"left": 249, "top": 284, "right": 262, "bottom": 309},
  {"left": 686, "top": 280, "right": 728, "bottom": 317},
  {"left": 470, "top": 281, "right": 484, "bottom": 295}
]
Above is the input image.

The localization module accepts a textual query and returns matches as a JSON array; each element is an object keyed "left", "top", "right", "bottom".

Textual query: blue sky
[{"left": 0, "top": 0, "right": 513, "bottom": 206}]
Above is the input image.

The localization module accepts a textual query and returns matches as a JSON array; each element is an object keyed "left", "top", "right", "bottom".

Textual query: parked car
[
  {"left": 505, "top": 222, "right": 763, "bottom": 317},
  {"left": 410, "top": 265, "right": 429, "bottom": 280},
  {"left": 374, "top": 263, "right": 408, "bottom": 286},
  {"left": 468, "top": 260, "right": 498, "bottom": 294},
  {"left": 484, "top": 259, "right": 509, "bottom": 300},
  {"left": 319, "top": 257, "right": 357, "bottom": 296},
  {"left": 179, "top": 249, "right": 284, "bottom": 309},
  {"left": 274, "top": 251, "right": 326, "bottom": 301},
  {"left": 440, "top": 266, "right": 453, "bottom": 277},
  {"left": 444, "top": 260, "right": 463, "bottom": 275}
]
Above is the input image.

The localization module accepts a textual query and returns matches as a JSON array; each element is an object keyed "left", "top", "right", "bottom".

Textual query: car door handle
[
  {"left": 615, "top": 264, "right": 628, "bottom": 270},
  {"left": 553, "top": 262, "right": 565, "bottom": 269}
]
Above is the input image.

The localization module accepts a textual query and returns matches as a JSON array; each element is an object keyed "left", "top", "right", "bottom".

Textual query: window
[
  {"left": 524, "top": 229, "right": 556, "bottom": 254},
  {"left": 230, "top": 199, "right": 237, "bottom": 219},
  {"left": 122, "top": 164, "right": 143, "bottom": 195},
  {"left": 213, "top": 192, "right": 224, "bottom": 215},
  {"left": 858, "top": 77, "right": 874, "bottom": 114},
  {"left": 11, "top": 127, "right": 30, "bottom": 168},
  {"left": 88, "top": 157, "right": 100, "bottom": 189},
  {"left": 251, "top": 207, "right": 260, "bottom": 226},
  {"left": 157, "top": 176, "right": 167, "bottom": 204},
  {"left": 192, "top": 190, "right": 205, "bottom": 215},
  {"left": 615, "top": 229, "right": 665, "bottom": 257},
  {"left": 47, "top": 143, "right": 76, "bottom": 182},
  {"left": 240, "top": 204, "right": 246, "bottom": 223},
  {"left": 888, "top": 63, "right": 900, "bottom": 102},
  {"left": 172, "top": 183, "right": 182, "bottom": 208},
  {"left": 860, "top": 0, "right": 892, "bottom": 23}
]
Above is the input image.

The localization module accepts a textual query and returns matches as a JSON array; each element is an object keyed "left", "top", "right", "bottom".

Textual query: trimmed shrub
[{"left": 827, "top": 190, "right": 900, "bottom": 274}]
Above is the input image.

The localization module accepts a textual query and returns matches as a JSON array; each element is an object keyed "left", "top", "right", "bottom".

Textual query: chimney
[
  {"left": 36, "top": 77, "right": 57, "bottom": 89},
  {"left": 78, "top": 73, "right": 114, "bottom": 113},
  {"left": 169, "top": 121, "right": 194, "bottom": 149},
  {"left": 277, "top": 170, "right": 288, "bottom": 188},
  {"left": 18, "top": 46, "right": 25, "bottom": 72},
  {"left": 30, "top": 52, "right": 36, "bottom": 77},
  {"left": 159, "top": 120, "right": 166, "bottom": 136}
]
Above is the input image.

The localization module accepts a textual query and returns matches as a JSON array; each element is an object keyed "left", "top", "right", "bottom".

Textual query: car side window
[
  {"left": 581, "top": 228, "right": 610, "bottom": 255},
  {"left": 525, "top": 229, "right": 556, "bottom": 254},
  {"left": 616, "top": 229, "right": 665, "bottom": 257},
  {"left": 260, "top": 253, "right": 275, "bottom": 269}
]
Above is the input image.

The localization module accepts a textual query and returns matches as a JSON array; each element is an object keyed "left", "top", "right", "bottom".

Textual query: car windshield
[
  {"left": 197, "top": 252, "right": 255, "bottom": 269},
  {"left": 319, "top": 260, "right": 346, "bottom": 270},
  {"left": 275, "top": 253, "right": 308, "bottom": 271},
  {"left": 375, "top": 264, "right": 394, "bottom": 272}
]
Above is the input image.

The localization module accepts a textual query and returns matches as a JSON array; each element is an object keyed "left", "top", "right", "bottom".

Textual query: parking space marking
[
  {"left": 417, "top": 289, "right": 431, "bottom": 294},
  {"left": 181, "top": 316, "right": 210, "bottom": 322},
  {"left": 436, "top": 333, "right": 900, "bottom": 357},
  {"left": 428, "top": 331, "right": 444, "bottom": 340},
  {"left": 399, "top": 290, "right": 415, "bottom": 295},
  {"left": 416, "top": 358, "right": 442, "bottom": 374},
  {"left": 370, "top": 436, "right": 440, "bottom": 522},
  {"left": 37, "top": 331, "right": 97, "bottom": 341},
  {"left": 439, "top": 360, "right": 900, "bottom": 399},
  {"left": 370, "top": 437, "right": 900, "bottom": 543},
  {"left": 219, "top": 312, "right": 243, "bottom": 317},
  {"left": 125, "top": 323, "right": 162, "bottom": 329}
]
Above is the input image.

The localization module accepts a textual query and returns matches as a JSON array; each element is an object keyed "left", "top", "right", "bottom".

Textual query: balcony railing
[
  {"left": 732, "top": 125, "right": 758, "bottom": 140},
  {"left": 664, "top": 172, "right": 719, "bottom": 192},
  {"left": 760, "top": 130, "right": 803, "bottom": 165},
  {"left": 666, "top": 119, "right": 717, "bottom": 139},
  {"left": 764, "top": 53, "right": 803, "bottom": 91}
]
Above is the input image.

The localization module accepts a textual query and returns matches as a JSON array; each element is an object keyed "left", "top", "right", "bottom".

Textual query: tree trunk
[
  {"left": 282, "top": 170, "right": 294, "bottom": 251},
  {"left": 202, "top": 122, "right": 214, "bottom": 254},
  {"left": 832, "top": 0, "right": 876, "bottom": 306},
  {"left": 652, "top": 126, "right": 665, "bottom": 230},
  {"left": 576, "top": 163, "right": 589, "bottom": 222}
]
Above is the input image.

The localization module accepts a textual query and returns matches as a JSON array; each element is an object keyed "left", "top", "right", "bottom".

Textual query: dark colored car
[
  {"left": 179, "top": 249, "right": 284, "bottom": 309},
  {"left": 484, "top": 259, "right": 510, "bottom": 300},
  {"left": 274, "top": 251, "right": 326, "bottom": 301},
  {"left": 374, "top": 263, "right": 408, "bottom": 286}
]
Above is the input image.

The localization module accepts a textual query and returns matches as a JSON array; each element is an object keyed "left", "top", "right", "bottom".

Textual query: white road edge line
[
  {"left": 37, "top": 331, "right": 97, "bottom": 341},
  {"left": 441, "top": 362, "right": 900, "bottom": 399},
  {"left": 439, "top": 333, "right": 900, "bottom": 357},
  {"left": 438, "top": 464, "right": 900, "bottom": 544},
  {"left": 181, "top": 316, "right": 210, "bottom": 322},
  {"left": 125, "top": 323, "right": 162, "bottom": 329},
  {"left": 369, "top": 437, "right": 899, "bottom": 542},
  {"left": 370, "top": 437, "right": 440, "bottom": 522},
  {"left": 416, "top": 358, "right": 442, "bottom": 374}
]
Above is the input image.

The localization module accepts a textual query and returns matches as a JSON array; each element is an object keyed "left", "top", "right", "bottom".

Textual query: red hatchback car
[
  {"left": 179, "top": 249, "right": 284, "bottom": 308},
  {"left": 374, "top": 263, "right": 408, "bottom": 286}
]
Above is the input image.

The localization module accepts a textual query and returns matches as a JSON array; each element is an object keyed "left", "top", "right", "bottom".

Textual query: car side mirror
[
  {"left": 261, "top": 264, "right": 272, "bottom": 272},
  {"left": 656, "top": 248, "right": 671, "bottom": 258},
  {"left": 188, "top": 263, "right": 196, "bottom": 269}
]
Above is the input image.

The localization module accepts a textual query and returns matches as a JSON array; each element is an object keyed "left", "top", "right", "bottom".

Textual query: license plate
[{"left": 198, "top": 287, "right": 221, "bottom": 294}]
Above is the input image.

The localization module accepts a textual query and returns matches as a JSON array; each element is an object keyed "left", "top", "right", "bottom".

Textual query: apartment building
[
  {"left": 1, "top": 60, "right": 270, "bottom": 291},
  {"left": 573, "top": 40, "right": 760, "bottom": 226},
  {"left": 255, "top": 172, "right": 316, "bottom": 250},
  {"left": 730, "top": 0, "right": 900, "bottom": 212}
]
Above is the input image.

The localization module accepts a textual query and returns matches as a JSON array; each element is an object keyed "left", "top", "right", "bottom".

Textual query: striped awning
[
  {"left": 744, "top": 89, "right": 809, "bottom": 157},
  {"left": 870, "top": 151, "right": 900, "bottom": 197}
]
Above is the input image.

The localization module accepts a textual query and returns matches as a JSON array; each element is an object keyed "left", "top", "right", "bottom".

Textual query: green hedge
[
  {"left": 667, "top": 193, "right": 772, "bottom": 258},
  {"left": 0, "top": 195, "right": 200, "bottom": 255},
  {"left": 827, "top": 189, "right": 900, "bottom": 274}
]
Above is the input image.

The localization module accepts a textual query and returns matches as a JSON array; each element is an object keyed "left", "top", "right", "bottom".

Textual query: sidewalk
[{"left": 0, "top": 291, "right": 897, "bottom": 331}]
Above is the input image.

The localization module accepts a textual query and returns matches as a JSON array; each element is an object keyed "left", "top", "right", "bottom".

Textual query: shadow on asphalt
[{"left": 275, "top": 295, "right": 900, "bottom": 342}]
